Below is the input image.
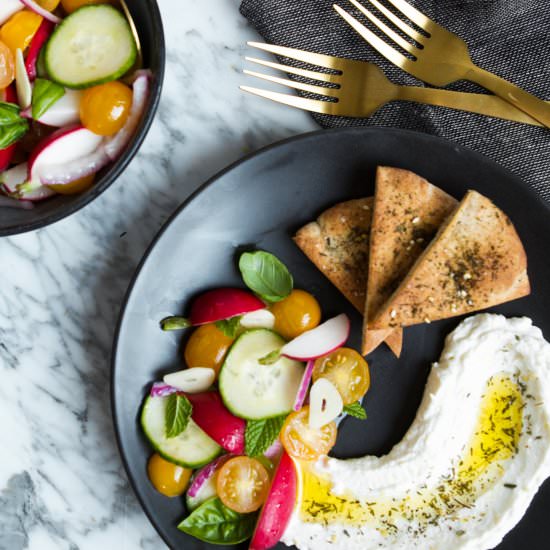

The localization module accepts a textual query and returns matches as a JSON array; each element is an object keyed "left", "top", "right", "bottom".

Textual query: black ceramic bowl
[{"left": 0, "top": 0, "right": 165, "bottom": 237}]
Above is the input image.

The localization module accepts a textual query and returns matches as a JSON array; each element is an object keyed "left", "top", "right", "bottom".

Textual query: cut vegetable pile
[
  {"left": 141, "top": 250, "right": 370, "bottom": 549},
  {"left": 0, "top": 0, "right": 150, "bottom": 207}
]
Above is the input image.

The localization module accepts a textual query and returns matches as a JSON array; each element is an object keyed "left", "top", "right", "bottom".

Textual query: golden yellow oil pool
[{"left": 298, "top": 374, "right": 523, "bottom": 536}]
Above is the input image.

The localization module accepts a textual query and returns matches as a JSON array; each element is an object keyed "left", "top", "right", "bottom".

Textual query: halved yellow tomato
[
  {"left": 280, "top": 406, "right": 337, "bottom": 461},
  {"left": 147, "top": 453, "right": 192, "bottom": 497},
  {"left": 0, "top": 10, "right": 43, "bottom": 55},
  {"left": 0, "top": 40, "right": 15, "bottom": 90},
  {"left": 216, "top": 456, "right": 270, "bottom": 513},
  {"left": 312, "top": 348, "right": 370, "bottom": 405},
  {"left": 271, "top": 289, "right": 321, "bottom": 340}
]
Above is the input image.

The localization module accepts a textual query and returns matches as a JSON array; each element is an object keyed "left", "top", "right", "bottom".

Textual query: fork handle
[
  {"left": 398, "top": 85, "right": 542, "bottom": 127},
  {"left": 465, "top": 66, "right": 550, "bottom": 128}
]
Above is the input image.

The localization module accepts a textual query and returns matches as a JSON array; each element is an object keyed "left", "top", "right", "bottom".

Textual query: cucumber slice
[
  {"left": 141, "top": 396, "right": 222, "bottom": 468},
  {"left": 45, "top": 5, "right": 137, "bottom": 89},
  {"left": 219, "top": 329, "right": 304, "bottom": 420}
]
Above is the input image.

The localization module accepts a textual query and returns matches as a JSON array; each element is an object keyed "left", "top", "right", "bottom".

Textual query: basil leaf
[
  {"left": 178, "top": 497, "right": 257, "bottom": 544},
  {"left": 239, "top": 251, "right": 293, "bottom": 303},
  {"left": 165, "top": 393, "right": 192, "bottom": 438},
  {"left": 0, "top": 102, "right": 28, "bottom": 149},
  {"left": 215, "top": 316, "right": 242, "bottom": 338},
  {"left": 245, "top": 415, "right": 286, "bottom": 457},
  {"left": 343, "top": 402, "right": 367, "bottom": 420},
  {"left": 32, "top": 78, "right": 65, "bottom": 120}
]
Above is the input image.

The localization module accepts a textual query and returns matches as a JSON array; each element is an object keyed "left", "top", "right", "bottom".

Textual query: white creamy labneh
[{"left": 282, "top": 314, "right": 550, "bottom": 550}]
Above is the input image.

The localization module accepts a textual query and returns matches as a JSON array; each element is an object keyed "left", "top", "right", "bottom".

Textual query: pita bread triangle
[
  {"left": 369, "top": 190, "right": 530, "bottom": 329},
  {"left": 363, "top": 167, "right": 457, "bottom": 356}
]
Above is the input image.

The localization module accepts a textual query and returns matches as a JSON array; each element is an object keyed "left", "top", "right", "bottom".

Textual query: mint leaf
[
  {"left": 343, "top": 402, "right": 367, "bottom": 420},
  {"left": 239, "top": 251, "right": 293, "bottom": 303},
  {"left": 32, "top": 78, "right": 65, "bottom": 120},
  {"left": 165, "top": 393, "right": 192, "bottom": 438},
  {"left": 0, "top": 102, "right": 28, "bottom": 149},
  {"left": 215, "top": 316, "right": 242, "bottom": 338},
  {"left": 178, "top": 497, "right": 257, "bottom": 544},
  {"left": 245, "top": 416, "right": 286, "bottom": 457}
]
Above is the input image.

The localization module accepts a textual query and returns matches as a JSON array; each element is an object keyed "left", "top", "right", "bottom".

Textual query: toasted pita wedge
[
  {"left": 294, "top": 198, "right": 373, "bottom": 313},
  {"left": 363, "top": 167, "right": 457, "bottom": 356},
  {"left": 369, "top": 190, "right": 530, "bottom": 329}
]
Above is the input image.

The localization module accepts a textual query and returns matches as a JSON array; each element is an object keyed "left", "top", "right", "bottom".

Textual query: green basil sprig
[
  {"left": 239, "top": 251, "right": 293, "bottom": 303},
  {"left": 165, "top": 393, "right": 192, "bottom": 438},
  {"left": 32, "top": 78, "right": 65, "bottom": 120},
  {"left": 245, "top": 415, "right": 286, "bottom": 457},
  {"left": 0, "top": 102, "right": 28, "bottom": 149},
  {"left": 178, "top": 497, "right": 257, "bottom": 544}
]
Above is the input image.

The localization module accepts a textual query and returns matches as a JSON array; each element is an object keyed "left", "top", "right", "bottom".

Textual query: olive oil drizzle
[{"left": 299, "top": 374, "right": 526, "bottom": 538}]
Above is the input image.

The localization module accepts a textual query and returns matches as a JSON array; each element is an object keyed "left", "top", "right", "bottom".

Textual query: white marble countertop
[{"left": 0, "top": 1, "right": 316, "bottom": 548}]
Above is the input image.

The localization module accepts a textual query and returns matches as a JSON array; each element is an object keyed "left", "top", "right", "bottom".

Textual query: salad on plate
[
  {"left": 0, "top": 0, "right": 151, "bottom": 209},
  {"left": 140, "top": 250, "right": 370, "bottom": 548}
]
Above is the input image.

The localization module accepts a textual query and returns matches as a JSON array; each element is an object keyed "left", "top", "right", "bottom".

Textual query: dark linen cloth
[{"left": 240, "top": 0, "right": 550, "bottom": 200}]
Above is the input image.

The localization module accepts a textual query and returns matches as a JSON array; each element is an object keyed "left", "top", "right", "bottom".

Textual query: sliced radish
[
  {"left": 29, "top": 125, "right": 103, "bottom": 186},
  {"left": 104, "top": 72, "right": 149, "bottom": 161},
  {"left": 19, "top": 0, "right": 61, "bottom": 24},
  {"left": 293, "top": 359, "right": 315, "bottom": 411},
  {"left": 38, "top": 146, "right": 110, "bottom": 185},
  {"left": 0, "top": 0, "right": 23, "bottom": 26},
  {"left": 250, "top": 451, "right": 297, "bottom": 550},
  {"left": 308, "top": 378, "right": 343, "bottom": 429},
  {"left": 0, "top": 195, "right": 33, "bottom": 209},
  {"left": 25, "top": 18, "right": 54, "bottom": 81},
  {"left": 0, "top": 162, "right": 27, "bottom": 193},
  {"left": 163, "top": 368, "right": 216, "bottom": 394},
  {"left": 149, "top": 382, "right": 178, "bottom": 398},
  {"left": 187, "top": 455, "right": 230, "bottom": 499},
  {"left": 0, "top": 144, "right": 17, "bottom": 171},
  {"left": 15, "top": 49, "right": 32, "bottom": 110},
  {"left": 160, "top": 288, "right": 265, "bottom": 331},
  {"left": 186, "top": 391, "right": 246, "bottom": 454},
  {"left": 240, "top": 309, "right": 275, "bottom": 329},
  {"left": 281, "top": 314, "right": 350, "bottom": 361},
  {"left": 34, "top": 89, "right": 83, "bottom": 127}
]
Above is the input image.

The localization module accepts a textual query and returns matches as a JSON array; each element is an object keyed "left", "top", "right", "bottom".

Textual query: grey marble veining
[{"left": 0, "top": 1, "right": 316, "bottom": 548}]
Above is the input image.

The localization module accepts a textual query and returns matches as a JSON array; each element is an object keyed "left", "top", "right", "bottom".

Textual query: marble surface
[{"left": 0, "top": 1, "right": 316, "bottom": 549}]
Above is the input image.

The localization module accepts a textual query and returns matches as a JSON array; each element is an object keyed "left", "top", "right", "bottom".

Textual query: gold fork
[
  {"left": 241, "top": 42, "right": 542, "bottom": 126},
  {"left": 334, "top": 0, "right": 550, "bottom": 127}
]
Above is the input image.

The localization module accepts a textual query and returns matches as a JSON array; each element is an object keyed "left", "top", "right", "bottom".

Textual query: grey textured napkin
[{"left": 240, "top": 0, "right": 550, "bottom": 201}]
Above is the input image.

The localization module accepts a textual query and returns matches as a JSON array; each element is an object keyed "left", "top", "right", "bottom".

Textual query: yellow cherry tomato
[
  {"left": 0, "top": 10, "right": 43, "bottom": 56},
  {"left": 147, "top": 453, "right": 192, "bottom": 497},
  {"left": 184, "top": 324, "right": 234, "bottom": 376},
  {"left": 280, "top": 406, "right": 337, "bottom": 461},
  {"left": 270, "top": 289, "right": 321, "bottom": 341},
  {"left": 48, "top": 174, "right": 95, "bottom": 195},
  {"left": 61, "top": 0, "right": 116, "bottom": 14},
  {"left": 37, "top": 0, "right": 62, "bottom": 10},
  {"left": 313, "top": 348, "right": 370, "bottom": 405},
  {"left": 80, "top": 81, "right": 133, "bottom": 136},
  {"left": 216, "top": 456, "right": 270, "bottom": 513},
  {"left": 0, "top": 40, "right": 15, "bottom": 90}
]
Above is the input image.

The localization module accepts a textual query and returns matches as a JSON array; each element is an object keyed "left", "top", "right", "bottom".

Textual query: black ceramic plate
[
  {"left": 0, "top": 0, "right": 165, "bottom": 237},
  {"left": 112, "top": 127, "right": 550, "bottom": 550}
]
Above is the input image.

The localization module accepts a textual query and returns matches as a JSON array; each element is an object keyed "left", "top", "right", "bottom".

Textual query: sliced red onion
[
  {"left": 293, "top": 359, "right": 315, "bottom": 411},
  {"left": 187, "top": 455, "right": 230, "bottom": 498},
  {"left": 264, "top": 439, "right": 283, "bottom": 461},
  {"left": 104, "top": 73, "right": 150, "bottom": 161},
  {"left": 19, "top": 0, "right": 61, "bottom": 24},
  {"left": 39, "top": 146, "right": 110, "bottom": 185},
  {"left": 149, "top": 382, "right": 178, "bottom": 398},
  {"left": 0, "top": 195, "right": 33, "bottom": 209}
]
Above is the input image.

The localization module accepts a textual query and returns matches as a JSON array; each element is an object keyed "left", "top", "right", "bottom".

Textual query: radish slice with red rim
[
  {"left": 39, "top": 146, "right": 110, "bottom": 185},
  {"left": 281, "top": 314, "right": 350, "bottom": 361},
  {"left": 25, "top": 19, "right": 54, "bottom": 81},
  {"left": 19, "top": 0, "right": 61, "bottom": 24}
]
